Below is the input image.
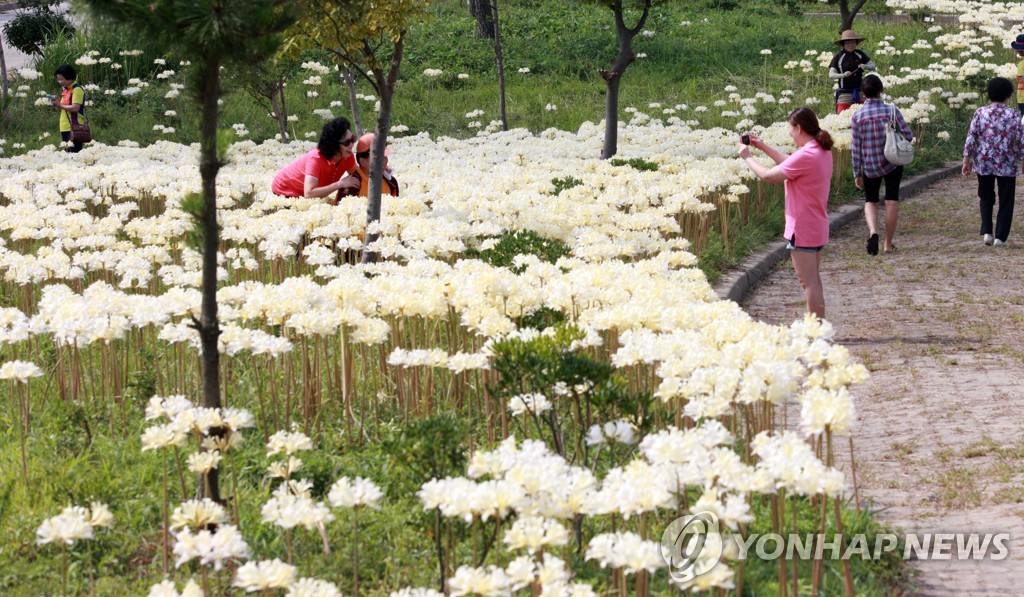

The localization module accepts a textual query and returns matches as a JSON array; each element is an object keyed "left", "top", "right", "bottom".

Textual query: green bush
[{"left": 2, "top": 11, "right": 74, "bottom": 55}]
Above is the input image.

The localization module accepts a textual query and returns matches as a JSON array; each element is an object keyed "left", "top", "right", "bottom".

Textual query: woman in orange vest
[{"left": 337, "top": 133, "right": 399, "bottom": 202}]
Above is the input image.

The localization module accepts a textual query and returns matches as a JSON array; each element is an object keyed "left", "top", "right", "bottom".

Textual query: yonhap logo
[{"left": 660, "top": 512, "right": 724, "bottom": 583}]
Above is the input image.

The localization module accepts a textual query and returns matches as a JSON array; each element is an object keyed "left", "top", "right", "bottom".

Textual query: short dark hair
[
  {"left": 356, "top": 151, "right": 370, "bottom": 161},
  {"left": 987, "top": 77, "right": 1014, "bottom": 103},
  {"left": 861, "top": 74, "right": 883, "bottom": 99},
  {"left": 54, "top": 64, "right": 77, "bottom": 81},
  {"left": 317, "top": 117, "right": 352, "bottom": 160}
]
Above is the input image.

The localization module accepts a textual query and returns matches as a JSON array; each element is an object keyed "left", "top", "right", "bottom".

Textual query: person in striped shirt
[{"left": 851, "top": 75, "right": 913, "bottom": 255}]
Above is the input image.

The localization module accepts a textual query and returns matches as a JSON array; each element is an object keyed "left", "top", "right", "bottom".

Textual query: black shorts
[
  {"left": 864, "top": 166, "right": 904, "bottom": 203},
  {"left": 786, "top": 235, "right": 824, "bottom": 253}
]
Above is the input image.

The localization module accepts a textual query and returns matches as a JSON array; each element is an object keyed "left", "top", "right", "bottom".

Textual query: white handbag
[{"left": 884, "top": 105, "right": 914, "bottom": 166}]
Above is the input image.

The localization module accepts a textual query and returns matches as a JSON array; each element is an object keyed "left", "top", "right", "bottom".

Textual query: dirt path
[{"left": 742, "top": 175, "right": 1024, "bottom": 596}]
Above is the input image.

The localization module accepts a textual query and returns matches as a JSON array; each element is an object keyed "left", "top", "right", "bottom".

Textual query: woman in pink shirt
[
  {"left": 272, "top": 117, "right": 360, "bottom": 200},
  {"left": 739, "top": 108, "right": 835, "bottom": 319}
]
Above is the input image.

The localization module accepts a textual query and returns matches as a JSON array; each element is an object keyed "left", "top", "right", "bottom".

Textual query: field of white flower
[{"left": 0, "top": 0, "right": 1022, "bottom": 594}]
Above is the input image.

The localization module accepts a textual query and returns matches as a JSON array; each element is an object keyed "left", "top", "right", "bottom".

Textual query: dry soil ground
[{"left": 743, "top": 175, "right": 1024, "bottom": 596}]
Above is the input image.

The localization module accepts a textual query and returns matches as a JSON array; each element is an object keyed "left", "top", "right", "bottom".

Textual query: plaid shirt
[
  {"left": 963, "top": 102, "right": 1024, "bottom": 177},
  {"left": 851, "top": 99, "right": 913, "bottom": 179}
]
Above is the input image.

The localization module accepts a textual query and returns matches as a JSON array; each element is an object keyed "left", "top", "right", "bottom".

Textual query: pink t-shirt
[
  {"left": 271, "top": 149, "right": 355, "bottom": 197},
  {"left": 778, "top": 140, "right": 833, "bottom": 247}
]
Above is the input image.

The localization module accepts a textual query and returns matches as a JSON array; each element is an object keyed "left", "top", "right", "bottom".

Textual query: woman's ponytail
[{"left": 787, "top": 107, "right": 834, "bottom": 151}]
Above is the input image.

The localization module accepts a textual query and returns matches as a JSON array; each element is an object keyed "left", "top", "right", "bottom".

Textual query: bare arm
[
  {"left": 738, "top": 143, "right": 788, "bottom": 184},
  {"left": 303, "top": 174, "right": 358, "bottom": 199},
  {"left": 747, "top": 133, "right": 791, "bottom": 165}
]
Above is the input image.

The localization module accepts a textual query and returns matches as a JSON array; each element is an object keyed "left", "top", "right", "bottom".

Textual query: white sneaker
[
  {"left": 983, "top": 234, "right": 994, "bottom": 245},
  {"left": 994, "top": 239, "right": 1007, "bottom": 247}
]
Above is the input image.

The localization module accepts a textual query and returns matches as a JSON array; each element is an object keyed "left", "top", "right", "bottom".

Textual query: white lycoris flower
[
  {"left": 327, "top": 476, "right": 384, "bottom": 510},
  {"left": 507, "top": 393, "right": 552, "bottom": 416},
  {"left": 171, "top": 499, "right": 229, "bottom": 530},
  {"left": 36, "top": 502, "right": 113, "bottom": 545},
  {"left": 585, "top": 419, "right": 636, "bottom": 446},
  {"left": 585, "top": 532, "right": 665, "bottom": 575},
  {"left": 937, "top": 131, "right": 950, "bottom": 140},
  {"left": 641, "top": 29, "right": 655, "bottom": 37},
  {"left": 140, "top": 423, "right": 188, "bottom": 451},
  {"left": 390, "top": 589, "right": 444, "bottom": 597},
  {"left": 423, "top": 68, "right": 443, "bottom": 77},
  {"left": 261, "top": 480, "right": 334, "bottom": 530},
  {"left": 147, "top": 579, "right": 204, "bottom": 597},
  {"left": 458, "top": 73, "right": 469, "bottom": 80},
  {"left": 760, "top": 49, "right": 772, "bottom": 55},
  {"left": 545, "top": 103, "right": 558, "bottom": 112},
  {"left": 448, "top": 565, "right": 512, "bottom": 596},
  {"left": 173, "top": 524, "right": 250, "bottom": 570},
  {"left": 234, "top": 559, "right": 297, "bottom": 592},
  {"left": 268, "top": 456, "right": 303, "bottom": 479},
  {"left": 0, "top": 360, "right": 43, "bottom": 382},
  {"left": 518, "top": 67, "right": 531, "bottom": 73},
  {"left": 287, "top": 578, "right": 343, "bottom": 597},
  {"left": 267, "top": 430, "right": 313, "bottom": 456},
  {"left": 187, "top": 451, "right": 222, "bottom": 473},
  {"left": 503, "top": 515, "right": 570, "bottom": 554}
]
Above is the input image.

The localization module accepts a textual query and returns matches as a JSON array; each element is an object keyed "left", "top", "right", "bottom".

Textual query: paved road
[
  {"left": 0, "top": 9, "right": 34, "bottom": 72},
  {"left": 743, "top": 174, "right": 1024, "bottom": 595}
]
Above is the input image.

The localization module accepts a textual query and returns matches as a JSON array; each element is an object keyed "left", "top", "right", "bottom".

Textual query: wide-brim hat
[
  {"left": 834, "top": 30, "right": 865, "bottom": 46},
  {"left": 1012, "top": 33, "right": 1024, "bottom": 51},
  {"left": 355, "top": 132, "right": 392, "bottom": 155}
]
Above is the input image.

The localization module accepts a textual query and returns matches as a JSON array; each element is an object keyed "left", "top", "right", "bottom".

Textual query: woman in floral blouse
[{"left": 963, "top": 77, "right": 1024, "bottom": 246}]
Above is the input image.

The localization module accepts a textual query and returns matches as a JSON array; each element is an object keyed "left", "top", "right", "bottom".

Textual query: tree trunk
[
  {"left": 838, "top": 0, "right": 869, "bottom": 33},
  {"left": 342, "top": 68, "right": 362, "bottom": 135},
  {"left": 469, "top": 0, "right": 495, "bottom": 39},
  {"left": 196, "top": 56, "right": 224, "bottom": 503},
  {"left": 269, "top": 82, "right": 289, "bottom": 142},
  {"left": 599, "top": 0, "right": 650, "bottom": 159},
  {"left": 602, "top": 75, "right": 621, "bottom": 159},
  {"left": 361, "top": 33, "right": 405, "bottom": 264},
  {"left": 490, "top": 0, "right": 507, "bottom": 131},
  {"left": 0, "top": 29, "right": 9, "bottom": 119}
]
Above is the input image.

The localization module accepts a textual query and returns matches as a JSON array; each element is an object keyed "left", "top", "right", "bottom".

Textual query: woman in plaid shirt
[
  {"left": 851, "top": 75, "right": 913, "bottom": 255},
  {"left": 962, "top": 77, "right": 1024, "bottom": 247}
]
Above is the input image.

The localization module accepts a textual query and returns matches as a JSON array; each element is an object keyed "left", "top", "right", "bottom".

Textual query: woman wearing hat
[
  {"left": 1011, "top": 33, "right": 1024, "bottom": 115},
  {"left": 828, "top": 30, "right": 876, "bottom": 114},
  {"left": 336, "top": 132, "right": 400, "bottom": 202}
]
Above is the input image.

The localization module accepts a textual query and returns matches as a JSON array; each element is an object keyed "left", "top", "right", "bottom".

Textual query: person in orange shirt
[{"left": 337, "top": 133, "right": 400, "bottom": 201}]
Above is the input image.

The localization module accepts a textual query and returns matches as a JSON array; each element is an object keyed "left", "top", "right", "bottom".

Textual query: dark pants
[
  {"left": 864, "top": 166, "right": 904, "bottom": 202},
  {"left": 977, "top": 174, "right": 1015, "bottom": 241},
  {"left": 60, "top": 131, "right": 83, "bottom": 153}
]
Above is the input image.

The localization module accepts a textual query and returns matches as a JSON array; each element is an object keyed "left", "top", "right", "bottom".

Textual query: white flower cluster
[{"left": 36, "top": 502, "right": 114, "bottom": 545}]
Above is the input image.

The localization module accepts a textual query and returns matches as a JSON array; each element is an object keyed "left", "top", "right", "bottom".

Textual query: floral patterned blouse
[{"left": 963, "top": 102, "right": 1024, "bottom": 177}]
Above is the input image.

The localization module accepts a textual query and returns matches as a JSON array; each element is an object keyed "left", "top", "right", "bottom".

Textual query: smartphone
[{"left": 741, "top": 133, "right": 750, "bottom": 145}]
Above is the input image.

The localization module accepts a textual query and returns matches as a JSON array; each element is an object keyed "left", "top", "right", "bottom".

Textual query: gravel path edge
[{"left": 714, "top": 162, "right": 964, "bottom": 303}]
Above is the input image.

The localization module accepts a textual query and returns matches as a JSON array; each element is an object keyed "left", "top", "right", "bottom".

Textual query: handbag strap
[{"left": 70, "top": 83, "right": 87, "bottom": 125}]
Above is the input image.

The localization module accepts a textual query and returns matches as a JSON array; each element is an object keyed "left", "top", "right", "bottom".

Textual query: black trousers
[
  {"left": 977, "top": 174, "right": 1015, "bottom": 241},
  {"left": 60, "top": 131, "right": 83, "bottom": 153}
]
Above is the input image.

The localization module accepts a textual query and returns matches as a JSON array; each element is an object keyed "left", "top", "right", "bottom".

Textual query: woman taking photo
[{"left": 739, "top": 108, "right": 834, "bottom": 319}]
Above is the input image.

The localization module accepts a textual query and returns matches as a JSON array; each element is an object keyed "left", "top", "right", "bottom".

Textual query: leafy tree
[
  {"left": 241, "top": 56, "right": 297, "bottom": 143},
  {"left": 590, "top": 0, "right": 654, "bottom": 159},
  {"left": 1, "top": 2, "right": 74, "bottom": 56},
  {"left": 84, "top": 0, "right": 295, "bottom": 502},
  {"left": 290, "top": 0, "right": 432, "bottom": 262}
]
